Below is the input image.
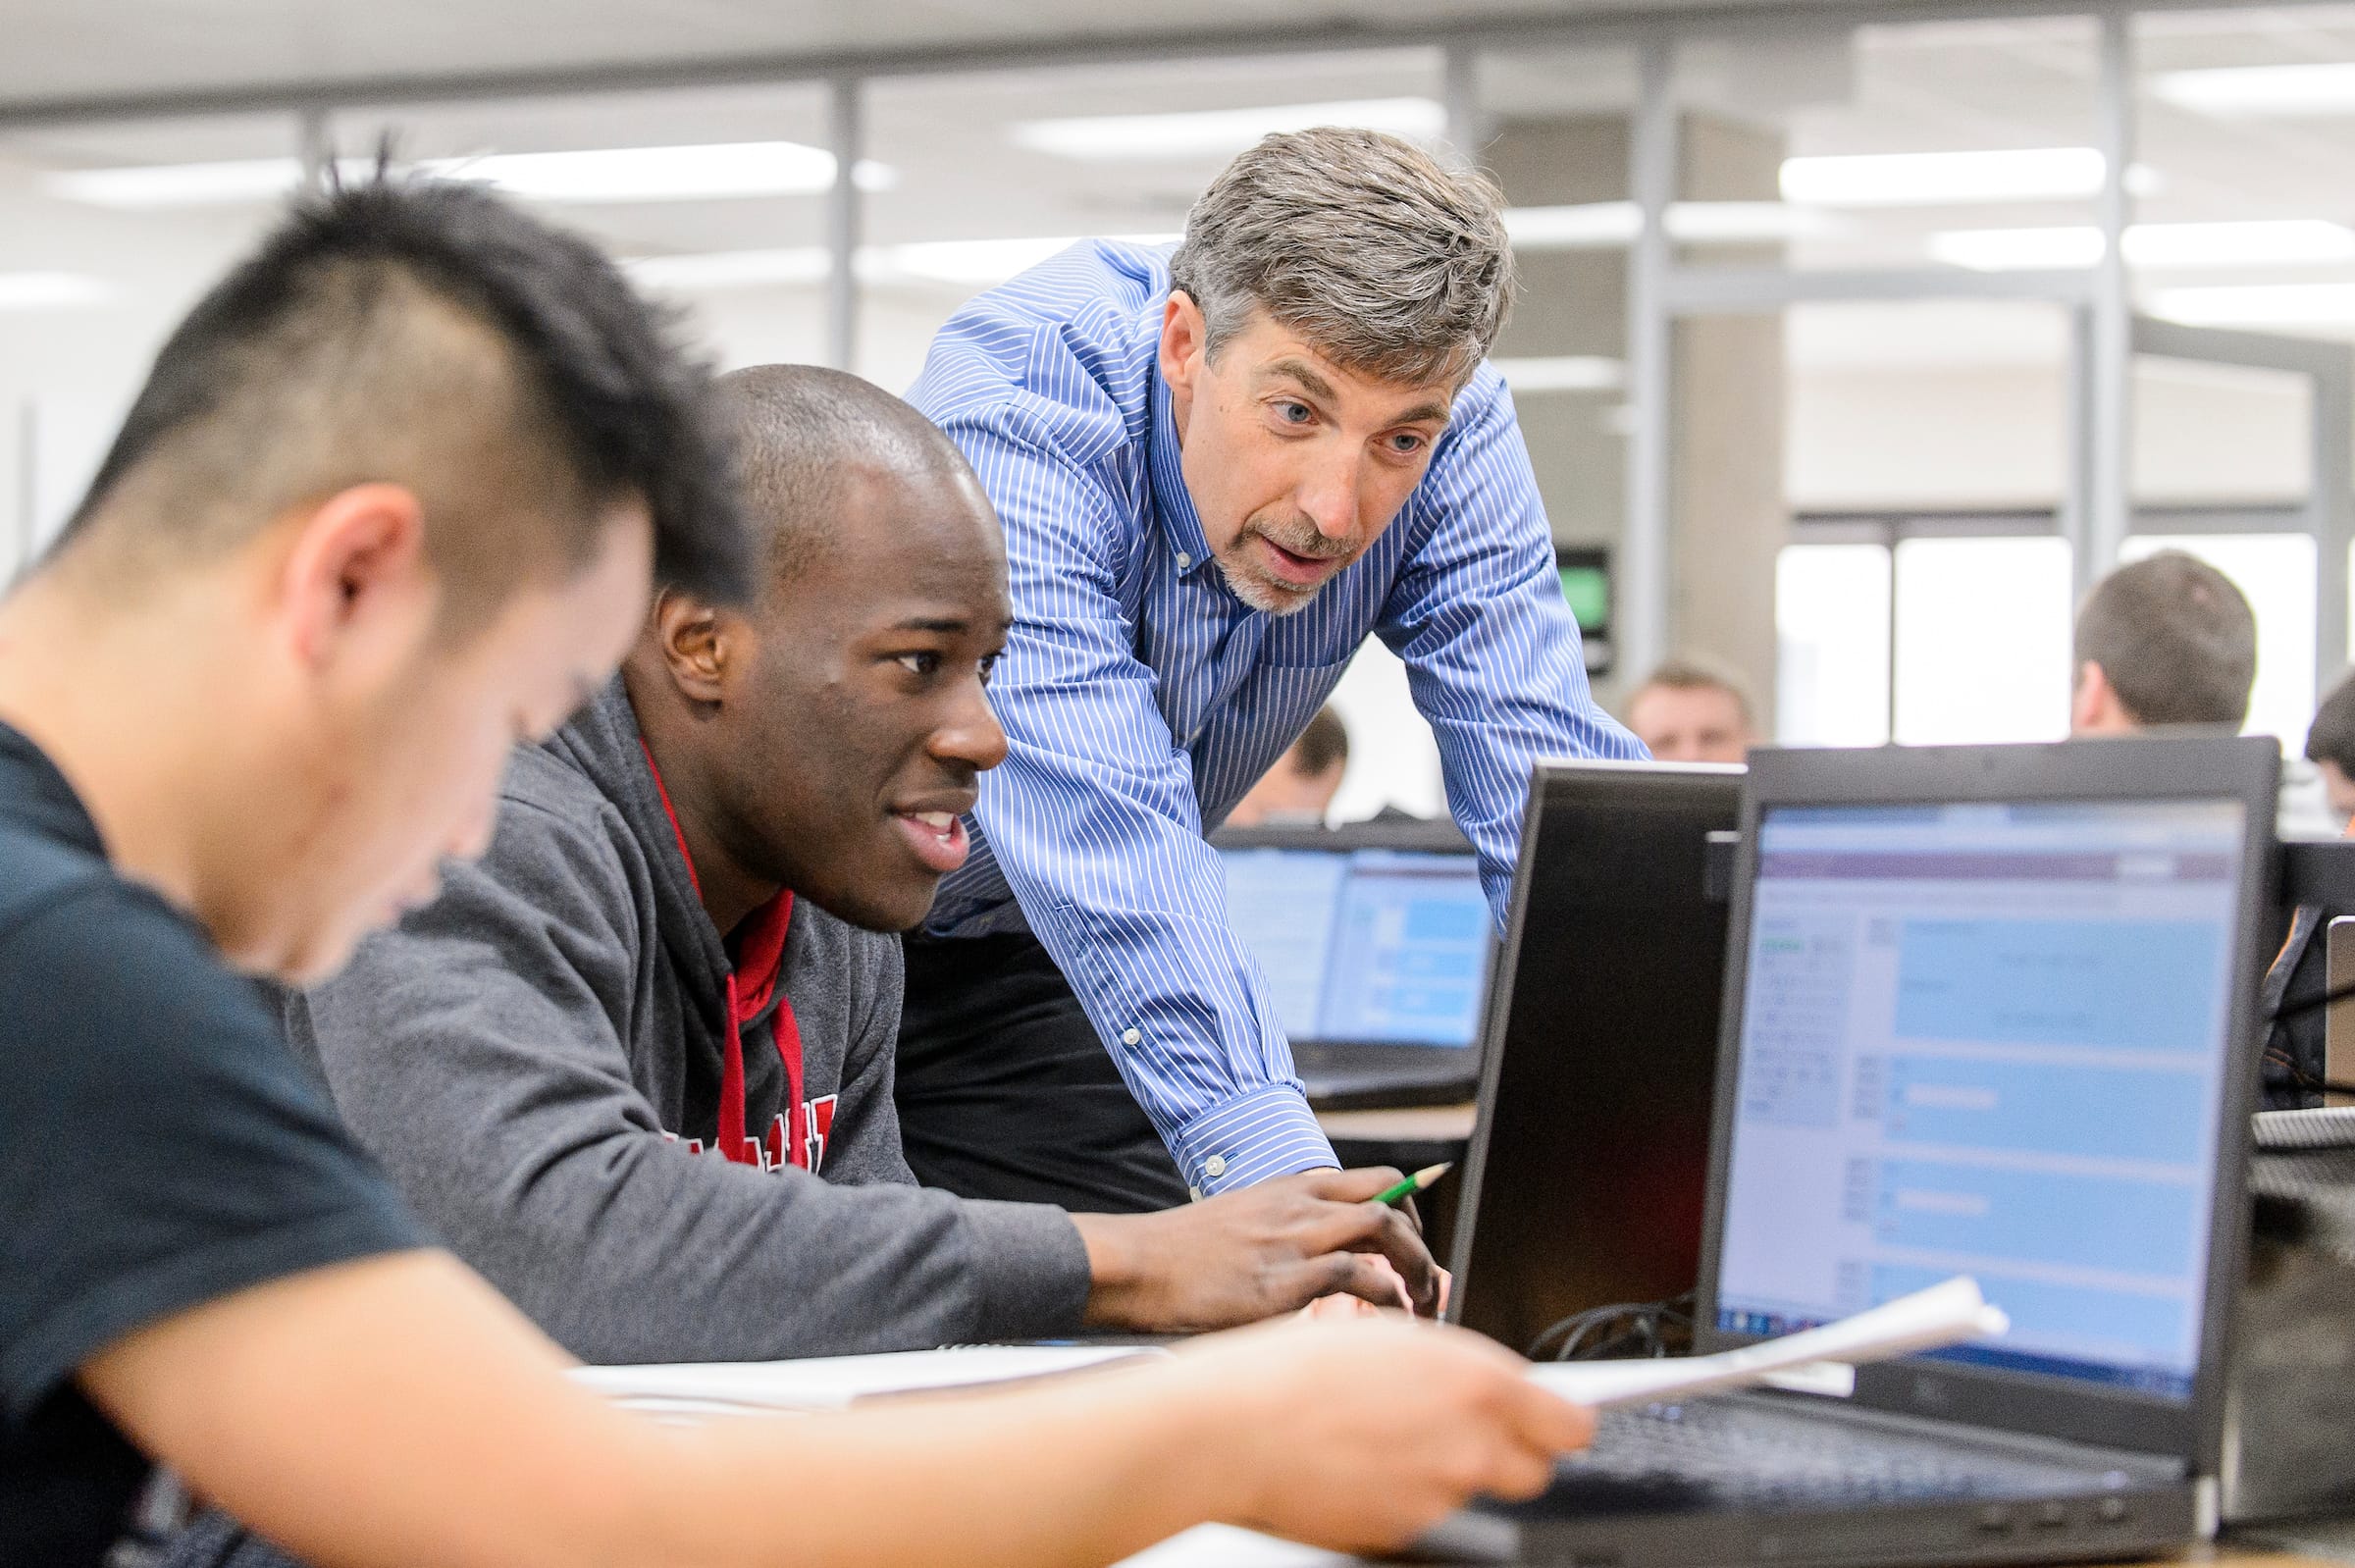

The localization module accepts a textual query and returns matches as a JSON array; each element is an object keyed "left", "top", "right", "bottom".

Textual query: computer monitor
[
  {"left": 1449, "top": 761, "right": 1744, "bottom": 1355},
  {"left": 1699, "top": 739, "right": 2277, "bottom": 1460},
  {"left": 1215, "top": 822, "right": 1490, "bottom": 1052}
]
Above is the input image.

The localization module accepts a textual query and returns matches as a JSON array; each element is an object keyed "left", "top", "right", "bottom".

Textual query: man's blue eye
[{"left": 1278, "top": 401, "right": 1312, "bottom": 424}]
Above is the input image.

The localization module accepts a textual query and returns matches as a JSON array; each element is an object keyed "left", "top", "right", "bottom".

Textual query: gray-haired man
[{"left": 896, "top": 127, "right": 1645, "bottom": 1214}]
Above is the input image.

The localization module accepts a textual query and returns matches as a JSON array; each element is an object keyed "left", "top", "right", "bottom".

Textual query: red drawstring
[{"left": 641, "top": 740, "right": 809, "bottom": 1171}]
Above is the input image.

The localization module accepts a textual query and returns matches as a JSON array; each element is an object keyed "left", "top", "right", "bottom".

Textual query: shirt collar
[
  {"left": 0, "top": 719, "right": 107, "bottom": 861},
  {"left": 1145, "top": 339, "right": 1214, "bottom": 581}
]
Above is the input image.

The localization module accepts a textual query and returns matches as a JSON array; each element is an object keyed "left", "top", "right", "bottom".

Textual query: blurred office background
[{"left": 6, "top": 0, "right": 2355, "bottom": 819}]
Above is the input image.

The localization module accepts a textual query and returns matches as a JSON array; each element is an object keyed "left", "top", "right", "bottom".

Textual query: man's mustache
[{"left": 1246, "top": 516, "right": 1353, "bottom": 561}]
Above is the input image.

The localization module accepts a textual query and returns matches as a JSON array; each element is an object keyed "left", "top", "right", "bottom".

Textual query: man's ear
[
  {"left": 2071, "top": 659, "right": 2122, "bottom": 735},
  {"left": 1158, "top": 290, "right": 1208, "bottom": 395},
  {"left": 279, "top": 483, "right": 435, "bottom": 675},
  {"left": 654, "top": 589, "right": 732, "bottom": 706}
]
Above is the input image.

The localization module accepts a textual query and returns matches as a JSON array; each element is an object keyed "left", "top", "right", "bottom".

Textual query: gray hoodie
[{"left": 284, "top": 678, "right": 1090, "bottom": 1362}]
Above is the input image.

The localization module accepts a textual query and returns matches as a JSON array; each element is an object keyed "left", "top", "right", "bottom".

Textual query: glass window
[
  {"left": 342, "top": 85, "right": 837, "bottom": 374},
  {"left": 1776, "top": 542, "right": 1892, "bottom": 747},
  {"left": 1674, "top": 15, "right": 2101, "bottom": 276},
  {"left": 0, "top": 111, "right": 298, "bottom": 575},
  {"left": 2137, "top": 6, "right": 2355, "bottom": 336},
  {"left": 859, "top": 50, "right": 1446, "bottom": 392},
  {"left": 2120, "top": 533, "right": 2317, "bottom": 750},
  {"left": 1892, "top": 535, "right": 2072, "bottom": 745}
]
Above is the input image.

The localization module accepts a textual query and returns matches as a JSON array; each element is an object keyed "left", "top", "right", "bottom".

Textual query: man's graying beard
[{"left": 1217, "top": 514, "right": 1353, "bottom": 617}]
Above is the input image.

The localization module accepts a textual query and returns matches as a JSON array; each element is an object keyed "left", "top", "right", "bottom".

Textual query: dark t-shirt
[{"left": 0, "top": 722, "right": 426, "bottom": 1567}]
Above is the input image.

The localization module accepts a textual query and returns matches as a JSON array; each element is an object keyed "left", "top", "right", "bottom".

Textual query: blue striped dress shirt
[{"left": 907, "top": 240, "right": 1645, "bottom": 1195}]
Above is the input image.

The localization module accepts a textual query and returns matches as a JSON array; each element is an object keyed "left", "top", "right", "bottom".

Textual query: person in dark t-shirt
[{"left": 0, "top": 177, "right": 1587, "bottom": 1568}]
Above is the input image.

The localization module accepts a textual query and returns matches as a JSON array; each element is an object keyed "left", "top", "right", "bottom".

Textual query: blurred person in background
[
  {"left": 2304, "top": 671, "right": 2355, "bottom": 830},
  {"left": 897, "top": 128, "right": 1643, "bottom": 1216},
  {"left": 1226, "top": 705, "right": 1349, "bottom": 827},
  {"left": 1621, "top": 657, "right": 1757, "bottom": 764},
  {"left": 2069, "top": 550, "right": 2255, "bottom": 737}
]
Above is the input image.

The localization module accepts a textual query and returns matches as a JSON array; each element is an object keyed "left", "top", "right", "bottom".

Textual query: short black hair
[
  {"left": 2074, "top": 551, "right": 2256, "bottom": 729},
  {"left": 2309, "top": 671, "right": 2355, "bottom": 773},
  {"left": 56, "top": 173, "right": 749, "bottom": 616},
  {"left": 715, "top": 363, "right": 979, "bottom": 585},
  {"left": 1287, "top": 706, "right": 1350, "bottom": 778}
]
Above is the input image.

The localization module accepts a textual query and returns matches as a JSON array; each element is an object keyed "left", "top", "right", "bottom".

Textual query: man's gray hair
[{"left": 1168, "top": 127, "right": 1516, "bottom": 388}]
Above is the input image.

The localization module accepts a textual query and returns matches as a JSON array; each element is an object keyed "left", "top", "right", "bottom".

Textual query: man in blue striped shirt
[{"left": 897, "top": 127, "right": 1645, "bottom": 1214}]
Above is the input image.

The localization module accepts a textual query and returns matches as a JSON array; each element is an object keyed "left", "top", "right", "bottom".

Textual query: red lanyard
[{"left": 640, "top": 742, "right": 809, "bottom": 1171}]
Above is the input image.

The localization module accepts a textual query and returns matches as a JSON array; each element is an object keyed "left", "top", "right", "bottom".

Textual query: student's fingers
[
  {"left": 1508, "top": 1378, "right": 1596, "bottom": 1455},
  {"left": 1296, "top": 1250, "right": 1421, "bottom": 1313},
  {"left": 1346, "top": 1201, "right": 1440, "bottom": 1314},
  {"left": 1300, "top": 1166, "right": 1405, "bottom": 1204}
]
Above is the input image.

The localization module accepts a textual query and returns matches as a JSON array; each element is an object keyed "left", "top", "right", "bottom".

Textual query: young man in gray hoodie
[{"left": 282, "top": 365, "right": 1437, "bottom": 1366}]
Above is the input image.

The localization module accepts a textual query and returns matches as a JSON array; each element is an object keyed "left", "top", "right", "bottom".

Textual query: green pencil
[{"left": 1373, "top": 1162, "right": 1452, "bottom": 1207}]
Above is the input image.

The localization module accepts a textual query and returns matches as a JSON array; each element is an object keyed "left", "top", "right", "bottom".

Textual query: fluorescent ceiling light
[
  {"left": 1010, "top": 97, "right": 1445, "bottom": 161},
  {"left": 2152, "top": 62, "right": 2355, "bottom": 116},
  {"left": 1492, "top": 355, "right": 1625, "bottom": 393},
  {"left": 2149, "top": 283, "right": 2355, "bottom": 327},
  {"left": 47, "top": 142, "right": 892, "bottom": 210},
  {"left": 1781, "top": 147, "right": 2158, "bottom": 206},
  {"left": 1930, "top": 219, "right": 2355, "bottom": 272},
  {"left": 47, "top": 156, "right": 314, "bottom": 208},
  {"left": 1502, "top": 201, "right": 1831, "bottom": 250},
  {"left": 625, "top": 248, "right": 831, "bottom": 290},
  {"left": 1929, "top": 227, "right": 2103, "bottom": 270},
  {"left": 437, "top": 142, "right": 894, "bottom": 201},
  {"left": 0, "top": 272, "right": 110, "bottom": 310},
  {"left": 628, "top": 234, "right": 1181, "bottom": 293},
  {"left": 1502, "top": 202, "right": 1641, "bottom": 248}
]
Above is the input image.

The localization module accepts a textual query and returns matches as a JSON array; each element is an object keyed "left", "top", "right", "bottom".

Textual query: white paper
[
  {"left": 1528, "top": 1276, "right": 2009, "bottom": 1410},
  {"left": 572, "top": 1343, "right": 1157, "bottom": 1418}
]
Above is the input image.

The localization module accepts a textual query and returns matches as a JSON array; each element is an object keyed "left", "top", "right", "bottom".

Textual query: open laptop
[
  {"left": 1449, "top": 760, "right": 1744, "bottom": 1357},
  {"left": 1212, "top": 819, "right": 1492, "bottom": 1108},
  {"left": 1485, "top": 736, "right": 2279, "bottom": 1568}
]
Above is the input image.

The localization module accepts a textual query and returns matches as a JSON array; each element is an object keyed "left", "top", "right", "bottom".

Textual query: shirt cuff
[{"left": 1170, "top": 1083, "right": 1337, "bottom": 1197}]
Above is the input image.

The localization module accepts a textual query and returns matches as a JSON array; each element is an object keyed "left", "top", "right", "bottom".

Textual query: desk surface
[
  {"left": 1115, "top": 1529, "right": 2336, "bottom": 1568},
  {"left": 1315, "top": 1103, "right": 1477, "bottom": 1142}
]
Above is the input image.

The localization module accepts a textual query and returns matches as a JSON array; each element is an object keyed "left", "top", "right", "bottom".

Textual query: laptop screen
[
  {"left": 1221, "top": 847, "right": 1490, "bottom": 1047},
  {"left": 1712, "top": 798, "right": 2247, "bottom": 1401}
]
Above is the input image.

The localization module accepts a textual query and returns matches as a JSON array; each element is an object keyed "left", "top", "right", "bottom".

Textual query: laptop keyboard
[{"left": 1540, "top": 1397, "right": 2123, "bottom": 1513}]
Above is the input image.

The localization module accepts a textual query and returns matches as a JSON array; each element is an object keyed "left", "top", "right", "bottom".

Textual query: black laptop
[
  {"left": 1450, "top": 759, "right": 1745, "bottom": 1357},
  {"left": 1212, "top": 819, "right": 1491, "bottom": 1108},
  {"left": 1484, "top": 736, "right": 2279, "bottom": 1568}
]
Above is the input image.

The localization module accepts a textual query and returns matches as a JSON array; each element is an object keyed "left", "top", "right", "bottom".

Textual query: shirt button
[
  {"left": 1121, "top": 1026, "right": 1141, "bottom": 1046},
  {"left": 1176, "top": 551, "right": 1192, "bottom": 568},
  {"left": 1205, "top": 1154, "right": 1228, "bottom": 1178},
  {"left": 1188, "top": 1185, "right": 1204, "bottom": 1201}
]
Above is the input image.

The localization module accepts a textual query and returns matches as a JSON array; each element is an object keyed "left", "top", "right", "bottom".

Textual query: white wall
[{"left": 1788, "top": 346, "right": 2317, "bottom": 514}]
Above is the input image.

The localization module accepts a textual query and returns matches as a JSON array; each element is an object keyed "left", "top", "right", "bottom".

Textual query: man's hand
[
  {"left": 1073, "top": 1166, "right": 1439, "bottom": 1331},
  {"left": 1178, "top": 1318, "right": 1594, "bottom": 1554}
]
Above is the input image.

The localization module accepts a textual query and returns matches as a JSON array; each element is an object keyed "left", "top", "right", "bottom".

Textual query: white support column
[
  {"left": 296, "top": 106, "right": 331, "bottom": 190},
  {"left": 826, "top": 76, "right": 864, "bottom": 374},
  {"left": 1621, "top": 34, "right": 1677, "bottom": 684},
  {"left": 1440, "top": 44, "right": 1490, "bottom": 170},
  {"left": 2083, "top": 11, "right": 2135, "bottom": 596},
  {"left": 2311, "top": 355, "right": 2353, "bottom": 692}
]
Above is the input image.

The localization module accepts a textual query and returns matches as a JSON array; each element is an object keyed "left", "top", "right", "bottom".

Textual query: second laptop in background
[{"left": 1213, "top": 818, "right": 1492, "bottom": 1108}]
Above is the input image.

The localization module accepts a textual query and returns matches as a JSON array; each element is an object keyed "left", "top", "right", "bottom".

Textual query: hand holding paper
[{"left": 1527, "top": 1277, "right": 2010, "bottom": 1410}]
